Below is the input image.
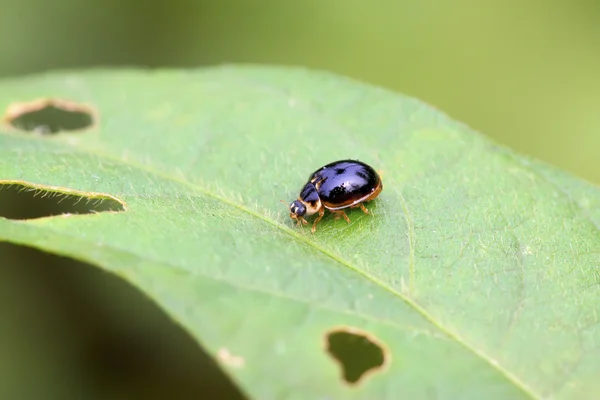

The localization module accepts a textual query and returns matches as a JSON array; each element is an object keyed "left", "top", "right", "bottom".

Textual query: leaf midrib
[{"left": 1, "top": 131, "right": 538, "bottom": 399}]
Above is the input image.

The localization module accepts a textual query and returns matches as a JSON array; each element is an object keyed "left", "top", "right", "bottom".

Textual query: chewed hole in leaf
[
  {"left": 0, "top": 181, "right": 125, "bottom": 220},
  {"left": 325, "top": 326, "right": 390, "bottom": 386},
  {"left": 4, "top": 98, "right": 95, "bottom": 134}
]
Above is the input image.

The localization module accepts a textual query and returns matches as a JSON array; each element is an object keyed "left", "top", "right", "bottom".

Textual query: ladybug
[{"left": 284, "top": 159, "right": 383, "bottom": 233}]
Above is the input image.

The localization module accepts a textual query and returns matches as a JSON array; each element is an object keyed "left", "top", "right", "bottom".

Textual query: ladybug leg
[
  {"left": 311, "top": 206, "right": 325, "bottom": 233},
  {"left": 332, "top": 210, "right": 351, "bottom": 224},
  {"left": 351, "top": 203, "right": 370, "bottom": 215},
  {"left": 294, "top": 216, "right": 308, "bottom": 227}
]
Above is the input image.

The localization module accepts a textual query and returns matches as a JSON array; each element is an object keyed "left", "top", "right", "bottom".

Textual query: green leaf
[{"left": 1, "top": 66, "right": 599, "bottom": 399}]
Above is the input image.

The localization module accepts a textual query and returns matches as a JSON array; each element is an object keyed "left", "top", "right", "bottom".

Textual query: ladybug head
[{"left": 289, "top": 199, "right": 306, "bottom": 218}]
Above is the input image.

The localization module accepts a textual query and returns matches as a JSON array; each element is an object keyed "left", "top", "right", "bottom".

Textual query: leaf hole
[
  {"left": 324, "top": 326, "right": 390, "bottom": 386},
  {"left": 0, "top": 181, "right": 125, "bottom": 220},
  {"left": 3, "top": 98, "right": 96, "bottom": 134}
]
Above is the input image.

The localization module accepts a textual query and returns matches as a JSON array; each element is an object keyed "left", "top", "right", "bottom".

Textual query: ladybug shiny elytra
[{"left": 284, "top": 159, "right": 383, "bottom": 233}]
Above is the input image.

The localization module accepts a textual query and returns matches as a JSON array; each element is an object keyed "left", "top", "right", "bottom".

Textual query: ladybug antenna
[{"left": 280, "top": 199, "right": 289, "bottom": 209}]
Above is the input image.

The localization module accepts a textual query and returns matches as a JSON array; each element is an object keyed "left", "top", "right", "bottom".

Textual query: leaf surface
[{"left": 0, "top": 66, "right": 599, "bottom": 399}]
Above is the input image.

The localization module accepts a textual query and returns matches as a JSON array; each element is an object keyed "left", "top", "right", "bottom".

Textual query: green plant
[{"left": 1, "top": 66, "right": 598, "bottom": 399}]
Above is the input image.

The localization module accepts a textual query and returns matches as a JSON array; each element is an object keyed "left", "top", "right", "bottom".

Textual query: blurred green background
[{"left": 2, "top": 0, "right": 599, "bottom": 183}]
